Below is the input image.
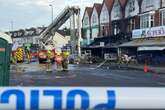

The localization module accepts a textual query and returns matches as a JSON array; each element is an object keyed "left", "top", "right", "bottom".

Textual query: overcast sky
[{"left": 0, "top": 0, "right": 103, "bottom": 32}]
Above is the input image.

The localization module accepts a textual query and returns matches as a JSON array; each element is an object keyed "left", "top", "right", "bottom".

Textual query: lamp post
[{"left": 49, "top": 4, "right": 54, "bottom": 23}]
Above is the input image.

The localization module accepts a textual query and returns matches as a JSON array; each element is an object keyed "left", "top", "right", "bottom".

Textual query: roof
[
  {"left": 82, "top": 7, "right": 93, "bottom": 21},
  {"left": 103, "top": 0, "right": 114, "bottom": 11},
  {"left": 0, "top": 32, "right": 13, "bottom": 44},
  {"left": 119, "top": 38, "right": 165, "bottom": 47},
  {"left": 93, "top": 3, "right": 102, "bottom": 16},
  {"left": 119, "top": 0, "right": 128, "bottom": 8},
  {"left": 57, "top": 30, "right": 67, "bottom": 36}
]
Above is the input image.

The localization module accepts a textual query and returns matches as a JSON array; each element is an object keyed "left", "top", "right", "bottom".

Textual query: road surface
[{"left": 9, "top": 63, "right": 165, "bottom": 87}]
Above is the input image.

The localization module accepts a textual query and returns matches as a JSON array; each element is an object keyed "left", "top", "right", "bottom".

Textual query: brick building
[
  {"left": 120, "top": 0, "right": 165, "bottom": 65},
  {"left": 82, "top": 0, "right": 165, "bottom": 64}
]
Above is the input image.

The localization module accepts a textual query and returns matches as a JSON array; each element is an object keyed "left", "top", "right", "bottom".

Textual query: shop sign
[{"left": 132, "top": 26, "right": 165, "bottom": 39}]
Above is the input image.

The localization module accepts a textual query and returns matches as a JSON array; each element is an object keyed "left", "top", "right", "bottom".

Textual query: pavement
[
  {"left": 101, "top": 63, "right": 165, "bottom": 74},
  {"left": 9, "top": 62, "right": 165, "bottom": 87}
]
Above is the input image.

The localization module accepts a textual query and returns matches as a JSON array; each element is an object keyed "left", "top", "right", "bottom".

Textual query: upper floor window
[
  {"left": 100, "top": 4, "right": 109, "bottom": 23},
  {"left": 163, "top": 0, "right": 165, "bottom": 7},
  {"left": 127, "top": 19, "right": 135, "bottom": 32},
  {"left": 83, "top": 17, "right": 88, "bottom": 26},
  {"left": 102, "top": 7, "right": 108, "bottom": 21},
  {"left": 161, "top": 10, "right": 165, "bottom": 25},
  {"left": 129, "top": 0, "right": 135, "bottom": 12},
  {"left": 92, "top": 14, "right": 97, "bottom": 24},
  {"left": 140, "top": 14, "right": 154, "bottom": 28},
  {"left": 141, "top": 0, "right": 160, "bottom": 13},
  {"left": 146, "top": 0, "right": 153, "bottom": 8},
  {"left": 114, "top": 3, "right": 121, "bottom": 18}
]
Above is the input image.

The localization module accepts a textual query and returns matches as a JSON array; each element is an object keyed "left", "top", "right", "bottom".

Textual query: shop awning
[
  {"left": 138, "top": 46, "right": 165, "bottom": 51},
  {"left": 119, "top": 38, "right": 165, "bottom": 47}
]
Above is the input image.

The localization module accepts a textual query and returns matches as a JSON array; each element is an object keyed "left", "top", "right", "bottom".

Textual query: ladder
[{"left": 39, "top": 6, "right": 80, "bottom": 48}]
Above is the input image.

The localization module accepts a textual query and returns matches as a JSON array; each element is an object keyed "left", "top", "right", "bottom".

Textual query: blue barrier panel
[{"left": 0, "top": 87, "right": 164, "bottom": 110}]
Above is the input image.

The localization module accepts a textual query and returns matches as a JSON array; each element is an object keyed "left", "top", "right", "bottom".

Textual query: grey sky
[{"left": 0, "top": 0, "right": 102, "bottom": 32}]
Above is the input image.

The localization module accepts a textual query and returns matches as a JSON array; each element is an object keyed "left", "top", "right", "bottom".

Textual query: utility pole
[
  {"left": 77, "top": 9, "right": 81, "bottom": 57},
  {"left": 70, "top": 11, "right": 76, "bottom": 55}
]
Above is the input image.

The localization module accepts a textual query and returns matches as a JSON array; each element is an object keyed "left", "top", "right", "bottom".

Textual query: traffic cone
[{"left": 144, "top": 63, "right": 149, "bottom": 73}]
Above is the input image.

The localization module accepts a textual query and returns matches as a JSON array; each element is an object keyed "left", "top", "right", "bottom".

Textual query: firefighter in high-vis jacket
[
  {"left": 55, "top": 52, "right": 63, "bottom": 71},
  {"left": 61, "top": 50, "right": 70, "bottom": 71},
  {"left": 46, "top": 50, "right": 52, "bottom": 72},
  {"left": 25, "top": 47, "right": 32, "bottom": 64}
]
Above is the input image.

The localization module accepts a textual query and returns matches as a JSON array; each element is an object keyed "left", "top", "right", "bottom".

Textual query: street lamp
[{"left": 49, "top": 4, "right": 54, "bottom": 23}]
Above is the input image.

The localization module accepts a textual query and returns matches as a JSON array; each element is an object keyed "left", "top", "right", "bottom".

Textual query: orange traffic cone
[{"left": 144, "top": 63, "right": 149, "bottom": 73}]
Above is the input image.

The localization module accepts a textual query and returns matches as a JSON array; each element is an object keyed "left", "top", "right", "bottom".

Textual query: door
[{"left": 0, "top": 38, "right": 9, "bottom": 86}]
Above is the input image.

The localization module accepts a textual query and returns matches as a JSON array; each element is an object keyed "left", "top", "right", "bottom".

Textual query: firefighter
[
  {"left": 26, "top": 47, "right": 32, "bottom": 64},
  {"left": 46, "top": 50, "right": 52, "bottom": 72},
  {"left": 61, "top": 49, "right": 69, "bottom": 71},
  {"left": 11, "top": 51, "right": 17, "bottom": 64},
  {"left": 55, "top": 52, "right": 63, "bottom": 71}
]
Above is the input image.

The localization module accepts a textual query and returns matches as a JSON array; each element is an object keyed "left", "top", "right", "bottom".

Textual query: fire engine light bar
[{"left": 0, "top": 87, "right": 164, "bottom": 110}]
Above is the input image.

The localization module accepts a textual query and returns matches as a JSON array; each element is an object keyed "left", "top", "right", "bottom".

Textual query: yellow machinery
[{"left": 16, "top": 47, "right": 24, "bottom": 63}]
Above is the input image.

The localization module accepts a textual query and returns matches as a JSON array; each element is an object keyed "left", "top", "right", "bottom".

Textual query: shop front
[{"left": 119, "top": 26, "right": 165, "bottom": 65}]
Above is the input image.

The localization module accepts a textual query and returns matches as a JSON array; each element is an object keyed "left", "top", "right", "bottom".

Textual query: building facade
[
  {"left": 82, "top": 0, "right": 165, "bottom": 64},
  {"left": 120, "top": 0, "right": 165, "bottom": 65}
]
